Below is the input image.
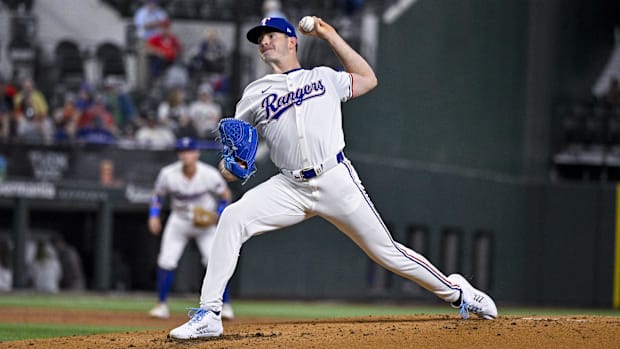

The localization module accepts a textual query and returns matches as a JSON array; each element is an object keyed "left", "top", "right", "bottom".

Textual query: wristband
[
  {"left": 217, "top": 199, "right": 229, "bottom": 216},
  {"left": 149, "top": 206, "right": 161, "bottom": 218},
  {"left": 149, "top": 195, "right": 162, "bottom": 218}
]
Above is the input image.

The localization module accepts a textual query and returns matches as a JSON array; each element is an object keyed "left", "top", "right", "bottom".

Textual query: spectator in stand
[
  {"left": 52, "top": 93, "right": 80, "bottom": 143},
  {"left": 0, "top": 238, "right": 12, "bottom": 292},
  {"left": 1, "top": 75, "right": 17, "bottom": 110},
  {"left": 102, "top": 76, "right": 138, "bottom": 136},
  {"left": 77, "top": 94, "right": 117, "bottom": 132},
  {"left": 162, "top": 63, "right": 190, "bottom": 91},
  {"left": 5, "top": 77, "right": 19, "bottom": 141},
  {"left": 209, "top": 74, "right": 230, "bottom": 101},
  {"left": 13, "top": 77, "right": 53, "bottom": 144},
  {"left": 76, "top": 94, "right": 118, "bottom": 144},
  {"left": 134, "top": 0, "right": 169, "bottom": 89},
  {"left": 30, "top": 240, "right": 62, "bottom": 293},
  {"left": 188, "top": 83, "right": 222, "bottom": 140},
  {"left": 189, "top": 29, "right": 227, "bottom": 75},
  {"left": 16, "top": 110, "right": 54, "bottom": 144},
  {"left": 158, "top": 86, "right": 188, "bottom": 132},
  {"left": 146, "top": 19, "right": 182, "bottom": 83},
  {"left": 134, "top": 0, "right": 168, "bottom": 42},
  {"left": 0, "top": 108, "right": 7, "bottom": 142},
  {"left": 135, "top": 111, "right": 176, "bottom": 149},
  {"left": 0, "top": 75, "right": 16, "bottom": 141},
  {"left": 51, "top": 235, "right": 86, "bottom": 290},
  {"left": 14, "top": 77, "right": 48, "bottom": 119},
  {"left": 75, "top": 115, "right": 117, "bottom": 145},
  {"left": 75, "top": 82, "right": 95, "bottom": 113}
]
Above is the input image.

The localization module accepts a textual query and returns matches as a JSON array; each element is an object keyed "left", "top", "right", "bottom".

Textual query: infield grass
[{"left": 0, "top": 323, "right": 149, "bottom": 341}]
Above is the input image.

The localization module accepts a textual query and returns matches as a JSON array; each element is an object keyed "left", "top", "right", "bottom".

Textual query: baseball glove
[
  {"left": 218, "top": 118, "right": 258, "bottom": 182},
  {"left": 193, "top": 207, "right": 218, "bottom": 228}
]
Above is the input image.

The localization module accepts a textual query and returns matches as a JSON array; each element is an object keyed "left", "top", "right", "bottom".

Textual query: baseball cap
[
  {"left": 175, "top": 137, "right": 198, "bottom": 151},
  {"left": 246, "top": 17, "right": 296, "bottom": 44}
]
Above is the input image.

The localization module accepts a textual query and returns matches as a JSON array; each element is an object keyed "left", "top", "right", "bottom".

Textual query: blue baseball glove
[{"left": 218, "top": 118, "right": 258, "bottom": 182}]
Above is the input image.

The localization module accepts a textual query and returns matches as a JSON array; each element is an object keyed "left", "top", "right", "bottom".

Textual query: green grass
[
  {"left": 0, "top": 323, "right": 149, "bottom": 341},
  {"left": 0, "top": 292, "right": 163, "bottom": 312},
  {"left": 1, "top": 293, "right": 619, "bottom": 317},
  {"left": 0, "top": 292, "right": 618, "bottom": 342}
]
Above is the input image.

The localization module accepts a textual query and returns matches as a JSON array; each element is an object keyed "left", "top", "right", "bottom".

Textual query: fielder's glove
[
  {"left": 193, "top": 207, "right": 218, "bottom": 228},
  {"left": 218, "top": 118, "right": 258, "bottom": 183}
]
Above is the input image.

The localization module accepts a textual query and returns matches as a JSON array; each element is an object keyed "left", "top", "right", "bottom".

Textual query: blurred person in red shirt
[
  {"left": 52, "top": 93, "right": 80, "bottom": 143},
  {"left": 75, "top": 94, "right": 118, "bottom": 144},
  {"left": 0, "top": 75, "right": 17, "bottom": 141},
  {"left": 146, "top": 19, "right": 182, "bottom": 82}
]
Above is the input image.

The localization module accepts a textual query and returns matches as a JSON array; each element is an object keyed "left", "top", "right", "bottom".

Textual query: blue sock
[
  {"left": 222, "top": 283, "right": 231, "bottom": 304},
  {"left": 156, "top": 268, "right": 175, "bottom": 303}
]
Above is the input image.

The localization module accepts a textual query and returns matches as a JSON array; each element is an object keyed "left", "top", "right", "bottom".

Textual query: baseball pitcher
[{"left": 170, "top": 16, "right": 497, "bottom": 339}]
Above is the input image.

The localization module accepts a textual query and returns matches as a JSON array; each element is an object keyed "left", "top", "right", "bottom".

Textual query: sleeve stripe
[{"left": 349, "top": 73, "right": 354, "bottom": 99}]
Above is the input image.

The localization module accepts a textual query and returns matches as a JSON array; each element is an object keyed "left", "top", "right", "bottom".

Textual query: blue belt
[{"left": 281, "top": 151, "right": 345, "bottom": 181}]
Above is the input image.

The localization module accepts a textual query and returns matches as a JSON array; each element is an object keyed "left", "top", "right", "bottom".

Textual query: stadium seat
[
  {"left": 54, "top": 40, "right": 85, "bottom": 90},
  {"left": 96, "top": 42, "right": 126, "bottom": 80}
]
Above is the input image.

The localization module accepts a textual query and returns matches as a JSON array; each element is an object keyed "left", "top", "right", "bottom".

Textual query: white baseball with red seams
[{"left": 299, "top": 16, "right": 314, "bottom": 32}]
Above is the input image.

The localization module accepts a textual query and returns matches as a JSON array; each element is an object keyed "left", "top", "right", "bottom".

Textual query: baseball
[{"left": 299, "top": 16, "right": 314, "bottom": 33}]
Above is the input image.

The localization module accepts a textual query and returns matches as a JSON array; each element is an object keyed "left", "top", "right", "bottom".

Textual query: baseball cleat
[
  {"left": 221, "top": 302, "right": 235, "bottom": 320},
  {"left": 148, "top": 303, "right": 170, "bottom": 319},
  {"left": 169, "top": 308, "right": 223, "bottom": 339},
  {"left": 448, "top": 273, "right": 498, "bottom": 320}
]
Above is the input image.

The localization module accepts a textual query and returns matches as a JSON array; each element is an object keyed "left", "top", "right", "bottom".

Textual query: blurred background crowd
[
  {"left": 0, "top": 0, "right": 379, "bottom": 293},
  {"left": 0, "top": 0, "right": 374, "bottom": 150}
]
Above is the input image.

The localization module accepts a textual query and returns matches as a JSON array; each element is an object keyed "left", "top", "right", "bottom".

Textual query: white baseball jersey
[
  {"left": 154, "top": 160, "right": 228, "bottom": 270},
  {"left": 154, "top": 161, "right": 227, "bottom": 221},
  {"left": 234, "top": 67, "right": 352, "bottom": 170}
]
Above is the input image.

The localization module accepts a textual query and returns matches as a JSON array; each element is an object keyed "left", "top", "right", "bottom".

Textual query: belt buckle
[{"left": 300, "top": 167, "right": 316, "bottom": 180}]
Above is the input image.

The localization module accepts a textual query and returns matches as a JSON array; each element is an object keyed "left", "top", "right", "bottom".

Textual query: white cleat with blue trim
[
  {"left": 448, "top": 273, "right": 498, "bottom": 320},
  {"left": 169, "top": 308, "right": 223, "bottom": 339}
]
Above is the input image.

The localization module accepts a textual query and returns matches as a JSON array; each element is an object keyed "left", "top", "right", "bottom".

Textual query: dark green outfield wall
[
  {"left": 344, "top": 0, "right": 530, "bottom": 175},
  {"left": 344, "top": 0, "right": 619, "bottom": 176},
  {"left": 233, "top": 157, "right": 615, "bottom": 306}
]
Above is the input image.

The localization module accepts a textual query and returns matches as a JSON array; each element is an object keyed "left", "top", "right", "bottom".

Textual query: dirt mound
[{"left": 1, "top": 308, "right": 619, "bottom": 348}]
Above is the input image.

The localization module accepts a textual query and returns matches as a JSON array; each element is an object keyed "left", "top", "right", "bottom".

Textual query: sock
[
  {"left": 222, "top": 283, "right": 231, "bottom": 304},
  {"left": 156, "top": 267, "right": 175, "bottom": 303}
]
